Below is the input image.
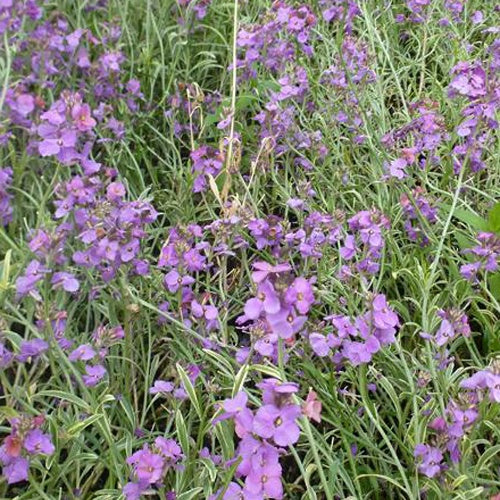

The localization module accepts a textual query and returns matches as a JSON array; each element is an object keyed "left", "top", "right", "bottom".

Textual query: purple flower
[
  {"left": 423, "top": 309, "right": 471, "bottom": 347},
  {"left": 191, "top": 300, "right": 219, "bottom": 323},
  {"left": 251, "top": 261, "right": 291, "bottom": 283},
  {"left": 253, "top": 404, "right": 301, "bottom": 446},
  {"left": 106, "top": 182, "right": 126, "bottom": 201},
  {"left": 209, "top": 482, "right": 243, "bottom": 500},
  {"left": 51, "top": 272, "right": 80, "bottom": 292},
  {"left": 244, "top": 459, "right": 283, "bottom": 499},
  {"left": 330, "top": 315, "right": 357, "bottom": 337},
  {"left": 255, "top": 333, "right": 278, "bottom": 357},
  {"left": 309, "top": 332, "right": 332, "bottom": 357},
  {"left": 71, "top": 103, "right": 96, "bottom": 131},
  {"left": 449, "top": 63, "right": 486, "bottom": 99},
  {"left": 190, "top": 145, "right": 224, "bottom": 193},
  {"left": 17, "top": 339, "right": 49, "bottom": 362},
  {"left": 2, "top": 456, "right": 29, "bottom": 484},
  {"left": 127, "top": 446, "right": 164, "bottom": 484},
  {"left": 218, "top": 391, "right": 254, "bottom": 438},
  {"left": 23, "top": 430, "right": 55, "bottom": 455},
  {"left": 244, "top": 280, "right": 281, "bottom": 319},
  {"left": 154, "top": 437, "right": 183, "bottom": 465},
  {"left": 123, "top": 482, "right": 145, "bottom": 500},
  {"left": 237, "top": 435, "right": 275, "bottom": 475},
  {"left": 471, "top": 10, "right": 483, "bottom": 24},
  {"left": 183, "top": 248, "right": 206, "bottom": 272},
  {"left": 68, "top": 344, "right": 96, "bottom": 361},
  {"left": 460, "top": 369, "right": 500, "bottom": 403},
  {"left": 0, "top": 343, "right": 13, "bottom": 370},
  {"left": 149, "top": 380, "right": 175, "bottom": 395},
  {"left": 339, "top": 234, "right": 357, "bottom": 259},
  {"left": 257, "top": 378, "right": 299, "bottom": 407},
  {"left": 371, "top": 294, "right": 399, "bottom": 330},
  {"left": 414, "top": 444, "right": 444, "bottom": 478},
  {"left": 447, "top": 405, "right": 478, "bottom": 438},
  {"left": 387, "top": 158, "right": 408, "bottom": 179},
  {"left": 341, "top": 337, "right": 379, "bottom": 366},
  {"left": 285, "top": 277, "right": 314, "bottom": 314},
  {"left": 0, "top": 167, "right": 13, "bottom": 226},
  {"left": 38, "top": 128, "right": 77, "bottom": 158},
  {"left": 163, "top": 269, "right": 195, "bottom": 293},
  {"left": 13, "top": 94, "right": 35, "bottom": 117},
  {"left": 82, "top": 364, "right": 107, "bottom": 387},
  {"left": 15, "top": 260, "right": 48, "bottom": 298},
  {"left": 460, "top": 232, "right": 500, "bottom": 281},
  {"left": 267, "top": 308, "right": 307, "bottom": 339}
]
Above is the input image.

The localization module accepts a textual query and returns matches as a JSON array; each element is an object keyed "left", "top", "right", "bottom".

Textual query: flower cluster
[
  {"left": 400, "top": 187, "right": 438, "bottom": 245},
  {"left": 415, "top": 396, "right": 479, "bottom": 478},
  {"left": 236, "top": 2, "right": 316, "bottom": 80},
  {"left": 159, "top": 225, "right": 220, "bottom": 335},
  {"left": 283, "top": 210, "right": 343, "bottom": 259},
  {"left": 214, "top": 379, "right": 303, "bottom": 499},
  {"left": 460, "top": 232, "right": 500, "bottom": 282},
  {"left": 320, "top": 0, "right": 360, "bottom": 34},
  {"left": 310, "top": 293, "right": 399, "bottom": 366},
  {"left": 236, "top": 262, "right": 313, "bottom": 363},
  {"left": 124, "top": 437, "right": 183, "bottom": 499},
  {"left": 15, "top": 171, "right": 156, "bottom": 299},
  {"left": 0, "top": 167, "right": 13, "bottom": 226},
  {"left": 2, "top": 0, "right": 500, "bottom": 496},
  {"left": 190, "top": 145, "right": 225, "bottom": 193},
  {"left": 0, "top": 415, "right": 54, "bottom": 484},
  {"left": 382, "top": 100, "right": 449, "bottom": 179},
  {"left": 460, "top": 362, "right": 500, "bottom": 403},
  {"left": 149, "top": 363, "right": 202, "bottom": 402},
  {"left": 448, "top": 52, "right": 499, "bottom": 174},
  {"left": 322, "top": 36, "right": 376, "bottom": 143},
  {"left": 69, "top": 324, "right": 124, "bottom": 387},
  {"left": 0, "top": 1, "right": 42, "bottom": 37},
  {"left": 2, "top": 9, "right": 139, "bottom": 149},
  {"left": 421, "top": 309, "right": 471, "bottom": 347},
  {"left": 235, "top": 2, "right": 328, "bottom": 170},
  {"left": 415, "top": 359, "right": 500, "bottom": 479},
  {"left": 338, "top": 209, "right": 390, "bottom": 279},
  {"left": 177, "top": 0, "right": 212, "bottom": 21}
]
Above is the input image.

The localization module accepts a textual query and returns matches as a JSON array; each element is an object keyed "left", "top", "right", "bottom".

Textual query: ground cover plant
[{"left": 0, "top": 0, "right": 499, "bottom": 498}]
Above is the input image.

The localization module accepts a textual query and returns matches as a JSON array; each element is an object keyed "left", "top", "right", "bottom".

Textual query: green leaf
[
  {"left": 0, "top": 249, "right": 11, "bottom": 291},
  {"left": 450, "top": 207, "right": 488, "bottom": 231},
  {"left": 488, "top": 272, "right": 500, "bottom": 301},
  {"left": 37, "top": 390, "right": 91, "bottom": 412},
  {"left": 175, "top": 409, "right": 190, "bottom": 456},
  {"left": 67, "top": 414, "right": 104, "bottom": 437},
  {"left": 257, "top": 79, "right": 280, "bottom": 93},
  {"left": 199, "top": 458, "right": 217, "bottom": 482},
  {"left": 0, "top": 405, "right": 19, "bottom": 419},
  {"left": 177, "top": 488, "right": 204, "bottom": 500},
  {"left": 232, "top": 363, "right": 249, "bottom": 397},
  {"left": 235, "top": 94, "right": 257, "bottom": 111},
  {"left": 487, "top": 202, "right": 500, "bottom": 234},
  {"left": 204, "top": 113, "right": 220, "bottom": 127},
  {"left": 176, "top": 364, "right": 202, "bottom": 419},
  {"left": 455, "top": 232, "right": 474, "bottom": 251}
]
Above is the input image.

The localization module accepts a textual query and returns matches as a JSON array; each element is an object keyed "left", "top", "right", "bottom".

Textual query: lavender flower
[
  {"left": 82, "top": 364, "right": 107, "bottom": 387},
  {"left": 414, "top": 444, "right": 444, "bottom": 478},
  {"left": 0, "top": 167, "right": 13, "bottom": 225},
  {"left": 253, "top": 403, "right": 301, "bottom": 446},
  {"left": 23, "top": 430, "right": 55, "bottom": 455},
  {"left": 17, "top": 339, "right": 49, "bottom": 362},
  {"left": 460, "top": 368, "right": 500, "bottom": 403}
]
